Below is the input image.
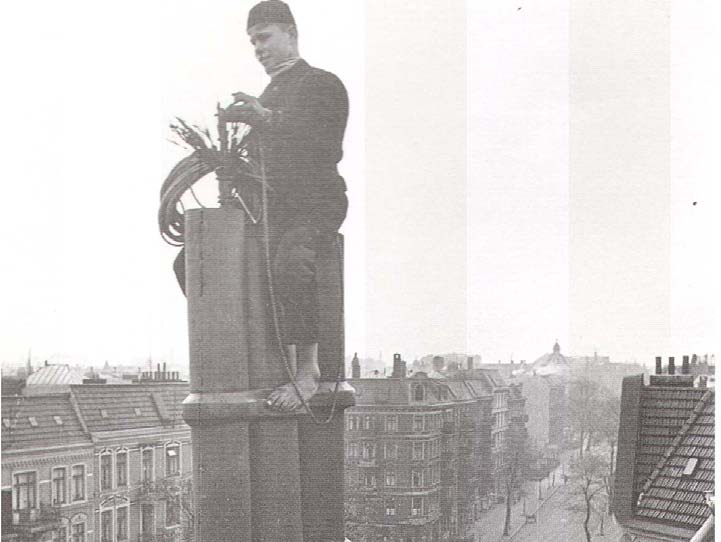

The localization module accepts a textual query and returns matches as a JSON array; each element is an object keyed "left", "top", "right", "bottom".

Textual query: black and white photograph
[{"left": 1, "top": 1, "right": 718, "bottom": 541}]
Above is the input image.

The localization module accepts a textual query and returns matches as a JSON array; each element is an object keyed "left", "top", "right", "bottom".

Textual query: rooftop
[{"left": 614, "top": 373, "right": 715, "bottom": 540}]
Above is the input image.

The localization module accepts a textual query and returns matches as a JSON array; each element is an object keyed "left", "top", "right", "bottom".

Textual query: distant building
[
  {"left": 613, "top": 364, "right": 714, "bottom": 541},
  {"left": 513, "top": 374, "right": 566, "bottom": 456},
  {"left": 508, "top": 341, "right": 647, "bottom": 456},
  {"left": 2, "top": 369, "right": 191, "bottom": 542},
  {"left": 344, "top": 354, "right": 521, "bottom": 542}
]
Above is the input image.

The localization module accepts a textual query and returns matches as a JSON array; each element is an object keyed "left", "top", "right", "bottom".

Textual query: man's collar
[
  {"left": 269, "top": 58, "right": 309, "bottom": 80},
  {"left": 268, "top": 57, "right": 305, "bottom": 79}
]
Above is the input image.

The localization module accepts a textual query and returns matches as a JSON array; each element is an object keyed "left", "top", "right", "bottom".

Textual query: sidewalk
[{"left": 469, "top": 458, "right": 569, "bottom": 542}]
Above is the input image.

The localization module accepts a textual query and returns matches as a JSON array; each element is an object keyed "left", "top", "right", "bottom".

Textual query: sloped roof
[
  {"left": 634, "top": 387, "right": 707, "bottom": 495},
  {"left": 70, "top": 383, "right": 188, "bottom": 432},
  {"left": 350, "top": 377, "right": 488, "bottom": 406},
  {"left": 635, "top": 389, "right": 714, "bottom": 529},
  {"left": 1, "top": 393, "right": 91, "bottom": 450},
  {"left": 26, "top": 364, "right": 85, "bottom": 386}
]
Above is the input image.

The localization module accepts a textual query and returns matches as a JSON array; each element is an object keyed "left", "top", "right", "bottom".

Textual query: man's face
[{"left": 248, "top": 24, "right": 295, "bottom": 72}]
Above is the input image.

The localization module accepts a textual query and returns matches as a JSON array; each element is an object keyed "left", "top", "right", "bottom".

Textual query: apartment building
[
  {"left": 345, "top": 354, "right": 519, "bottom": 542},
  {"left": 2, "top": 372, "right": 191, "bottom": 542}
]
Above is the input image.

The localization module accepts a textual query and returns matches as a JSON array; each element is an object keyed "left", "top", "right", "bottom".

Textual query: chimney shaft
[
  {"left": 351, "top": 353, "right": 361, "bottom": 379},
  {"left": 668, "top": 356, "right": 675, "bottom": 375},
  {"left": 682, "top": 355, "right": 690, "bottom": 375},
  {"left": 467, "top": 356, "right": 474, "bottom": 370},
  {"left": 655, "top": 357, "right": 662, "bottom": 375},
  {"left": 392, "top": 353, "right": 403, "bottom": 378}
]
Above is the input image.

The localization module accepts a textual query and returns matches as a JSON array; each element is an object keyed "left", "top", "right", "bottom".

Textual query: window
[
  {"left": 13, "top": 471, "right": 36, "bottom": 510},
  {"left": 99, "top": 409, "right": 108, "bottom": 418},
  {"left": 53, "top": 526, "right": 68, "bottom": 542},
  {"left": 28, "top": 416, "right": 38, "bottom": 427},
  {"left": 414, "top": 385, "right": 425, "bottom": 401},
  {"left": 385, "top": 415, "right": 398, "bottom": 432},
  {"left": 71, "top": 521, "right": 85, "bottom": 542},
  {"left": 71, "top": 465, "right": 85, "bottom": 501},
  {"left": 413, "top": 416, "right": 424, "bottom": 432},
  {"left": 141, "top": 504, "right": 154, "bottom": 534},
  {"left": 101, "top": 510, "right": 113, "bottom": 542},
  {"left": 412, "top": 470, "right": 422, "bottom": 488},
  {"left": 116, "top": 507, "right": 128, "bottom": 541},
  {"left": 413, "top": 442, "right": 424, "bottom": 460},
  {"left": 53, "top": 416, "right": 63, "bottom": 425},
  {"left": 363, "top": 472, "right": 375, "bottom": 488},
  {"left": 385, "top": 471, "right": 396, "bottom": 487},
  {"left": 2, "top": 418, "right": 10, "bottom": 429},
  {"left": 384, "top": 443, "right": 398, "bottom": 460},
  {"left": 347, "top": 415, "right": 360, "bottom": 431},
  {"left": 411, "top": 496, "right": 423, "bottom": 516},
  {"left": 361, "top": 442, "right": 375, "bottom": 460},
  {"left": 363, "top": 415, "right": 372, "bottom": 430},
  {"left": 166, "top": 444, "right": 180, "bottom": 477},
  {"left": 116, "top": 451, "right": 128, "bottom": 487},
  {"left": 166, "top": 495, "right": 180, "bottom": 527},
  {"left": 134, "top": 408, "right": 142, "bottom": 416},
  {"left": 142, "top": 448, "right": 154, "bottom": 482},
  {"left": 385, "top": 498, "right": 396, "bottom": 516},
  {"left": 52, "top": 468, "right": 67, "bottom": 505},
  {"left": 347, "top": 442, "right": 359, "bottom": 458},
  {"left": 100, "top": 453, "right": 113, "bottom": 490}
]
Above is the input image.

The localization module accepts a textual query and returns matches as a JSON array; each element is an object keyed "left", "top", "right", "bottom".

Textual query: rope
[{"left": 257, "top": 137, "right": 344, "bottom": 425}]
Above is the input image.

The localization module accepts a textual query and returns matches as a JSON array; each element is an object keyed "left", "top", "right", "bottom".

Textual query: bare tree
[
  {"left": 502, "top": 416, "right": 529, "bottom": 536},
  {"left": 138, "top": 475, "right": 194, "bottom": 542},
  {"left": 567, "top": 453, "right": 608, "bottom": 542}
]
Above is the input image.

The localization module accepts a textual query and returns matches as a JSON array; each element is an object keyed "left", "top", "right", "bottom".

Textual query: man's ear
[{"left": 287, "top": 24, "right": 298, "bottom": 40}]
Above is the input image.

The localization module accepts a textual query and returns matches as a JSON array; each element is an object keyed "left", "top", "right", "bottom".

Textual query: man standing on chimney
[{"left": 220, "top": 0, "right": 349, "bottom": 412}]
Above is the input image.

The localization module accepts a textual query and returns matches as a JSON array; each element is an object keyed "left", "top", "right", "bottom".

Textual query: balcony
[
  {"left": 11, "top": 506, "right": 61, "bottom": 538},
  {"left": 134, "top": 480, "right": 162, "bottom": 498}
]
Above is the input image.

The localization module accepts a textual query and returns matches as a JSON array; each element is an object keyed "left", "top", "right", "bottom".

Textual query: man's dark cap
[{"left": 247, "top": 1, "right": 296, "bottom": 31}]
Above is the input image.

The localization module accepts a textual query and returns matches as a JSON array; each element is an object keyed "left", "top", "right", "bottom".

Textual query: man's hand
[{"left": 220, "top": 92, "right": 271, "bottom": 126}]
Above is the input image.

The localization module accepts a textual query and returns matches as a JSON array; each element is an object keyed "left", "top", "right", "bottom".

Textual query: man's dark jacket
[{"left": 257, "top": 59, "right": 348, "bottom": 225}]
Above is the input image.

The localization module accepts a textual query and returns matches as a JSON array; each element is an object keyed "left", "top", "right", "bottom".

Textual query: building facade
[
  {"left": 2, "top": 373, "right": 191, "bottom": 542},
  {"left": 344, "top": 357, "right": 522, "bottom": 542}
]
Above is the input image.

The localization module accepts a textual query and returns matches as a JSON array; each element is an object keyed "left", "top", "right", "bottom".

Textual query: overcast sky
[{"left": 0, "top": 0, "right": 718, "bottom": 370}]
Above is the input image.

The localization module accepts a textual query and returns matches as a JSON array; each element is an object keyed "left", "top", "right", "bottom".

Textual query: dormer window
[
  {"left": 414, "top": 385, "right": 425, "bottom": 401},
  {"left": 682, "top": 457, "right": 698, "bottom": 477},
  {"left": 2, "top": 418, "right": 10, "bottom": 428},
  {"left": 53, "top": 415, "right": 63, "bottom": 425},
  {"left": 28, "top": 416, "right": 38, "bottom": 427},
  {"left": 134, "top": 408, "right": 142, "bottom": 416},
  {"left": 100, "top": 409, "right": 108, "bottom": 418}
]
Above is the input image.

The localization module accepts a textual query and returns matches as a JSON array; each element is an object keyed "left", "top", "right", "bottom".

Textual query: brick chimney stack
[
  {"left": 655, "top": 356, "right": 662, "bottom": 375},
  {"left": 467, "top": 356, "right": 474, "bottom": 370},
  {"left": 682, "top": 355, "right": 690, "bottom": 375},
  {"left": 668, "top": 356, "right": 675, "bottom": 375}
]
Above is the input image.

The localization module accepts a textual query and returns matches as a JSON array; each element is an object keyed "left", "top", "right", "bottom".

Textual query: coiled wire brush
[{"left": 158, "top": 117, "right": 259, "bottom": 246}]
